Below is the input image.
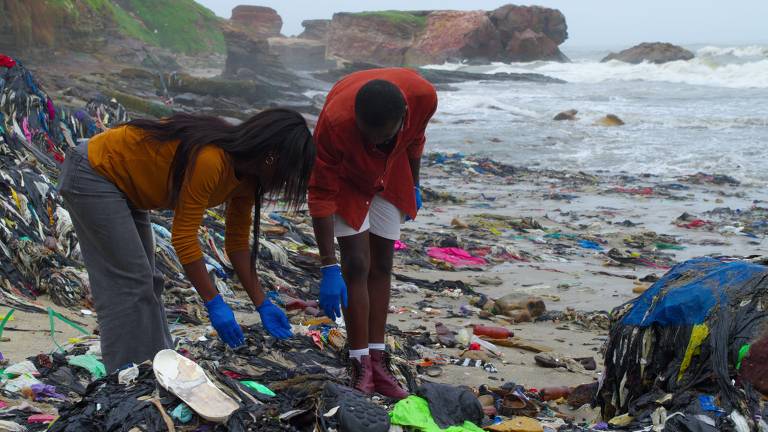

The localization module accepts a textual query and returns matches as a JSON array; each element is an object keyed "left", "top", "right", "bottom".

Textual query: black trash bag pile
[
  {"left": 41, "top": 325, "right": 417, "bottom": 431},
  {"left": 598, "top": 257, "right": 768, "bottom": 431}
]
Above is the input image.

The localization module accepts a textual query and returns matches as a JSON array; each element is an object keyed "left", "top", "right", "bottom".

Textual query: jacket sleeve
[
  {"left": 406, "top": 87, "right": 438, "bottom": 159},
  {"left": 308, "top": 118, "right": 343, "bottom": 218},
  {"left": 171, "top": 150, "right": 223, "bottom": 265},
  {"left": 224, "top": 183, "right": 255, "bottom": 256}
]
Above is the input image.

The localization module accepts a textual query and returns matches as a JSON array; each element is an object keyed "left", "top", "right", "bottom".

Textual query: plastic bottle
[
  {"left": 456, "top": 328, "right": 471, "bottom": 346},
  {"left": 539, "top": 386, "right": 572, "bottom": 401},
  {"left": 473, "top": 325, "right": 513, "bottom": 339}
]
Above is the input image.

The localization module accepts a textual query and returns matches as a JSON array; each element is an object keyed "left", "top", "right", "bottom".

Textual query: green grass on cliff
[
  {"left": 45, "top": 0, "right": 225, "bottom": 54},
  {"left": 352, "top": 11, "right": 428, "bottom": 29}
]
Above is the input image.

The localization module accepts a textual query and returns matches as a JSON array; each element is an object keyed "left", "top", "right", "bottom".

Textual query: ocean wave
[
  {"left": 697, "top": 45, "right": 768, "bottom": 59},
  {"left": 424, "top": 45, "right": 768, "bottom": 89}
]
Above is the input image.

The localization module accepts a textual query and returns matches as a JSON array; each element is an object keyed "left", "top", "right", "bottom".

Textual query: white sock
[
  {"left": 349, "top": 348, "right": 369, "bottom": 361},
  {"left": 369, "top": 343, "right": 386, "bottom": 352}
]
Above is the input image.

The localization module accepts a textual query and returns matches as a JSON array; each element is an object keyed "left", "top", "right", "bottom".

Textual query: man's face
[{"left": 356, "top": 116, "right": 404, "bottom": 147}]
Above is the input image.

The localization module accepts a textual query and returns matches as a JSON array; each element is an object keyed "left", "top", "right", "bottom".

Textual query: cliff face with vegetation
[
  {"left": 0, "top": 0, "right": 225, "bottom": 54},
  {"left": 324, "top": 6, "right": 569, "bottom": 66}
]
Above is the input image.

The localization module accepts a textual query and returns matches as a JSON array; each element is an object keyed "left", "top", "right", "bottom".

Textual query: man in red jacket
[{"left": 309, "top": 68, "right": 437, "bottom": 398}]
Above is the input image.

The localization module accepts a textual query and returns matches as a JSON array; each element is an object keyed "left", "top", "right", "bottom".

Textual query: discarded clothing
[
  {"left": 416, "top": 382, "right": 484, "bottom": 429},
  {"left": 390, "top": 395, "right": 484, "bottom": 432},
  {"left": 427, "top": 248, "right": 486, "bottom": 267}
]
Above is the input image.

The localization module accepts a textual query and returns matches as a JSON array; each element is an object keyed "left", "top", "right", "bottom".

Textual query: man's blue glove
[
  {"left": 406, "top": 184, "right": 423, "bottom": 222},
  {"left": 205, "top": 295, "right": 244, "bottom": 348},
  {"left": 415, "top": 184, "right": 423, "bottom": 211},
  {"left": 319, "top": 264, "right": 348, "bottom": 320},
  {"left": 257, "top": 299, "right": 293, "bottom": 339}
]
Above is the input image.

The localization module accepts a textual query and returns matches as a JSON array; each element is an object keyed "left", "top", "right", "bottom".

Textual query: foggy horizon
[{"left": 199, "top": 0, "right": 768, "bottom": 48}]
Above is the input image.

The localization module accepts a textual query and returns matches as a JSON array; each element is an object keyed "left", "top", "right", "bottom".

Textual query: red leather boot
[
  {"left": 349, "top": 355, "right": 375, "bottom": 395},
  {"left": 370, "top": 350, "right": 409, "bottom": 400}
]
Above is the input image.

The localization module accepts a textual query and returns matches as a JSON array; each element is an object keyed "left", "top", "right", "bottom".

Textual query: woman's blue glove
[
  {"left": 257, "top": 299, "right": 293, "bottom": 339},
  {"left": 319, "top": 264, "right": 348, "bottom": 320},
  {"left": 204, "top": 295, "right": 244, "bottom": 348}
]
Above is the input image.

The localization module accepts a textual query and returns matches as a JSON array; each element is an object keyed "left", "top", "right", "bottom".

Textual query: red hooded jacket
[{"left": 308, "top": 68, "right": 438, "bottom": 229}]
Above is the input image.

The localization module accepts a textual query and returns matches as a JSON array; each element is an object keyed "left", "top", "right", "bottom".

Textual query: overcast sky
[{"left": 199, "top": 1, "right": 767, "bottom": 48}]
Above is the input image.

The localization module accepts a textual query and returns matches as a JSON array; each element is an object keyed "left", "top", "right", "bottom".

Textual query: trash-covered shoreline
[{"left": 2, "top": 54, "right": 767, "bottom": 430}]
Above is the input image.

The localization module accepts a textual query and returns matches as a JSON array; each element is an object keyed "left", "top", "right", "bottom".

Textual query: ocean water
[{"left": 423, "top": 45, "right": 768, "bottom": 184}]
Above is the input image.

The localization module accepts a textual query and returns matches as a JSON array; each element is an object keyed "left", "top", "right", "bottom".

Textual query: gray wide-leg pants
[{"left": 58, "top": 143, "right": 173, "bottom": 373}]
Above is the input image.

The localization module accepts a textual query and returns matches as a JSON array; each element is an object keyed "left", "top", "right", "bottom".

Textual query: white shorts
[{"left": 334, "top": 194, "right": 404, "bottom": 240}]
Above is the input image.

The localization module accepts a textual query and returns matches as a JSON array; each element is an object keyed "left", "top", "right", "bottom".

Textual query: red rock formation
[
  {"left": 489, "top": 5, "right": 568, "bottom": 45},
  {"left": 326, "top": 12, "right": 427, "bottom": 67},
  {"left": 405, "top": 11, "right": 501, "bottom": 66},
  {"left": 325, "top": 5, "right": 569, "bottom": 66},
  {"left": 221, "top": 22, "right": 286, "bottom": 80},
  {"left": 490, "top": 5, "right": 569, "bottom": 62},
  {"left": 230, "top": 5, "right": 283, "bottom": 38},
  {"left": 298, "top": 19, "right": 330, "bottom": 41}
]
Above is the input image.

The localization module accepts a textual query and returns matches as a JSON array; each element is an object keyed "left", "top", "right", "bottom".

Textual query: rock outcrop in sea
[{"left": 602, "top": 42, "right": 695, "bottom": 64}]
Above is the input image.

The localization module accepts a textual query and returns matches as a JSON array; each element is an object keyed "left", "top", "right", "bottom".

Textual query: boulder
[
  {"left": 596, "top": 114, "right": 625, "bottom": 127},
  {"left": 495, "top": 294, "right": 547, "bottom": 318},
  {"left": 299, "top": 19, "right": 331, "bottom": 41},
  {"left": 405, "top": 11, "right": 502, "bottom": 66},
  {"left": 490, "top": 4, "right": 569, "bottom": 62},
  {"left": 269, "top": 37, "right": 333, "bottom": 71},
  {"left": 490, "top": 5, "right": 568, "bottom": 44},
  {"left": 554, "top": 109, "right": 578, "bottom": 121},
  {"left": 740, "top": 332, "right": 768, "bottom": 395},
  {"left": 230, "top": 5, "right": 283, "bottom": 38},
  {"left": 602, "top": 42, "right": 694, "bottom": 64},
  {"left": 326, "top": 11, "right": 429, "bottom": 66},
  {"left": 504, "top": 28, "right": 569, "bottom": 62},
  {"left": 567, "top": 382, "right": 599, "bottom": 408},
  {"left": 222, "top": 24, "right": 282, "bottom": 80}
]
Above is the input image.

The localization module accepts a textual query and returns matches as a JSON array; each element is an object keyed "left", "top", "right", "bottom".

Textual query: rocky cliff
[
  {"left": 324, "top": 5, "right": 569, "bottom": 66},
  {"left": 230, "top": 5, "right": 283, "bottom": 38},
  {"left": 0, "top": 0, "right": 225, "bottom": 54}
]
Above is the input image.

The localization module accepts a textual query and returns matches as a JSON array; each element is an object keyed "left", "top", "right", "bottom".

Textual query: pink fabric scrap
[
  {"left": 28, "top": 414, "right": 57, "bottom": 424},
  {"left": 427, "top": 247, "right": 486, "bottom": 267},
  {"left": 394, "top": 240, "right": 408, "bottom": 251},
  {"left": 46, "top": 98, "right": 56, "bottom": 121}
]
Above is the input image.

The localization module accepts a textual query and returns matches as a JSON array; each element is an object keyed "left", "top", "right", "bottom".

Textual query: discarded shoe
[
  {"left": 500, "top": 392, "right": 539, "bottom": 418},
  {"left": 319, "top": 383, "right": 390, "bottom": 432},
  {"left": 348, "top": 355, "right": 375, "bottom": 395},
  {"left": 152, "top": 349, "right": 238, "bottom": 423},
  {"left": 370, "top": 350, "right": 409, "bottom": 400},
  {"left": 478, "top": 394, "right": 497, "bottom": 417}
]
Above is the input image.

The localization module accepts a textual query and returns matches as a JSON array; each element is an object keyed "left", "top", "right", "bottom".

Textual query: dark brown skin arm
[
  {"left": 183, "top": 259, "right": 218, "bottom": 302},
  {"left": 229, "top": 249, "right": 266, "bottom": 307},
  {"left": 313, "top": 216, "right": 338, "bottom": 266},
  {"left": 410, "top": 156, "right": 421, "bottom": 185}
]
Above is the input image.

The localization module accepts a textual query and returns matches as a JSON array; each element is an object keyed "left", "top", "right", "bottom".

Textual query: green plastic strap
[
  {"left": 736, "top": 344, "right": 751, "bottom": 370},
  {"left": 0, "top": 308, "right": 15, "bottom": 340},
  {"left": 240, "top": 380, "right": 276, "bottom": 397},
  {"left": 48, "top": 307, "right": 89, "bottom": 352}
]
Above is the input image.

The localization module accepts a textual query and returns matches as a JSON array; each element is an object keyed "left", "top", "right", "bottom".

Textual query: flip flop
[{"left": 153, "top": 349, "right": 239, "bottom": 423}]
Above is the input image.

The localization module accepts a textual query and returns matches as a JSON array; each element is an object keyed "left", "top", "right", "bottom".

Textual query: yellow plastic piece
[{"left": 678, "top": 324, "right": 709, "bottom": 382}]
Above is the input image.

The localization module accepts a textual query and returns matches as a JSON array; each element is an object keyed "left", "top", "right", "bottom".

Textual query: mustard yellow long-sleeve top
[{"left": 87, "top": 125, "right": 254, "bottom": 264}]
